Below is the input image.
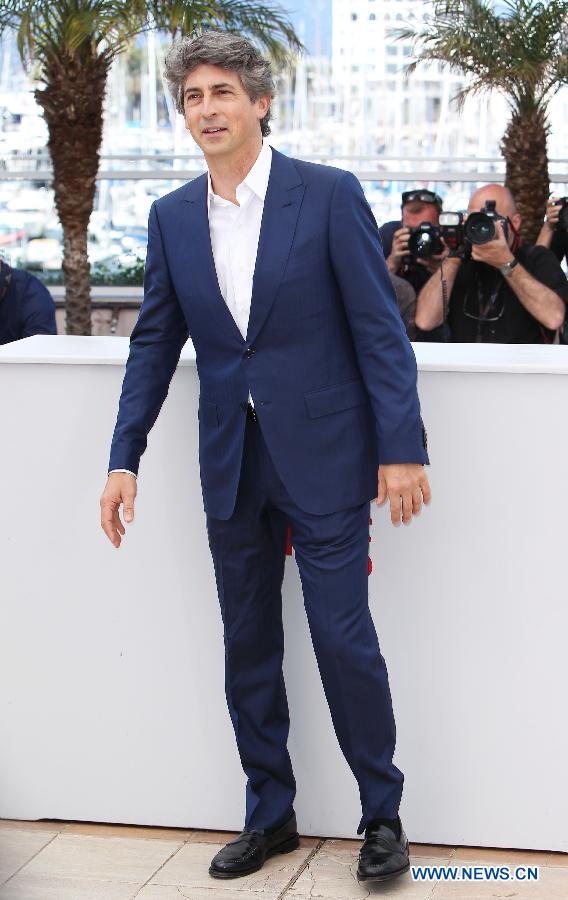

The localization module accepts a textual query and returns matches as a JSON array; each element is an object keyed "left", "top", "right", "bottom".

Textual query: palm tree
[
  {"left": 395, "top": 0, "right": 568, "bottom": 243},
  {"left": 0, "top": 2, "right": 301, "bottom": 334}
]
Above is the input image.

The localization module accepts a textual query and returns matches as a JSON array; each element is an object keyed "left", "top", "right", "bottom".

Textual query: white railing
[
  {"left": 49, "top": 285, "right": 142, "bottom": 304},
  {"left": 1, "top": 153, "right": 567, "bottom": 184}
]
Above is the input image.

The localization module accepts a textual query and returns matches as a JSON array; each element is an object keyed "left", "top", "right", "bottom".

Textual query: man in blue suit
[
  {"left": 101, "top": 31, "right": 431, "bottom": 885},
  {"left": 0, "top": 259, "right": 57, "bottom": 345}
]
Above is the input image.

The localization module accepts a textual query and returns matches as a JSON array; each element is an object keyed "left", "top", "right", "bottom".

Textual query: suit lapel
[
  {"left": 180, "top": 149, "right": 306, "bottom": 348},
  {"left": 246, "top": 149, "right": 306, "bottom": 347},
  {"left": 182, "top": 174, "right": 244, "bottom": 344}
]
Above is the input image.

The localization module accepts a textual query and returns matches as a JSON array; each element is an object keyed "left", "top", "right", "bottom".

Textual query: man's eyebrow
[{"left": 184, "top": 82, "right": 235, "bottom": 94}]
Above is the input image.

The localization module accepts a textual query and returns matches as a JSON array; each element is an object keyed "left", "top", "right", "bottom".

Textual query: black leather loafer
[
  {"left": 356, "top": 816, "right": 410, "bottom": 883},
  {"left": 209, "top": 812, "right": 300, "bottom": 879}
]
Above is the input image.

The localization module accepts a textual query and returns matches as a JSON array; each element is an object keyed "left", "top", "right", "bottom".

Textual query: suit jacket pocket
[
  {"left": 198, "top": 398, "right": 219, "bottom": 427},
  {"left": 304, "top": 377, "right": 369, "bottom": 419}
]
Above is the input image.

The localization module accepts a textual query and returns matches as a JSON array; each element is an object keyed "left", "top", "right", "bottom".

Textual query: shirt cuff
[{"left": 108, "top": 469, "right": 138, "bottom": 479}]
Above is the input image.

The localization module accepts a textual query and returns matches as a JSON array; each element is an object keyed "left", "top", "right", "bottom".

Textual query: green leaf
[{"left": 392, "top": 0, "right": 568, "bottom": 112}]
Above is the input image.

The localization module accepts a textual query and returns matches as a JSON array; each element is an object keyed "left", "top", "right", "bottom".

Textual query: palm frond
[
  {"left": 0, "top": 0, "right": 302, "bottom": 73},
  {"left": 149, "top": 0, "right": 303, "bottom": 64},
  {"left": 393, "top": 0, "right": 568, "bottom": 114}
]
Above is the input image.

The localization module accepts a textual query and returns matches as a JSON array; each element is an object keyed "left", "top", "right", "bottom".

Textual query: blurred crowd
[{"left": 1, "top": 181, "right": 567, "bottom": 348}]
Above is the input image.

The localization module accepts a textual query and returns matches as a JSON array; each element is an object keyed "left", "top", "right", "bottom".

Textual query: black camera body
[
  {"left": 464, "top": 200, "right": 509, "bottom": 245},
  {"left": 406, "top": 222, "right": 444, "bottom": 260},
  {"left": 553, "top": 197, "right": 568, "bottom": 231}
]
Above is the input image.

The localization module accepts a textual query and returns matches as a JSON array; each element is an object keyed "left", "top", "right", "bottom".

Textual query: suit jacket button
[{"left": 244, "top": 348, "right": 255, "bottom": 358}]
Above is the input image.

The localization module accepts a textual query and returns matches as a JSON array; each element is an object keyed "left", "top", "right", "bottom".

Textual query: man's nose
[{"left": 201, "top": 94, "right": 218, "bottom": 118}]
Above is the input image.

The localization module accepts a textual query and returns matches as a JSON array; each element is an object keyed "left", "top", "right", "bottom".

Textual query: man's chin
[{"left": 199, "top": 137, "right": 233, "bottom": 156}]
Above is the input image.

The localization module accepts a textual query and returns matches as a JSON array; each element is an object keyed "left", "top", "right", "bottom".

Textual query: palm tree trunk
[
  {"left": 34, "top": 55, "right": 109, "bottom": 335},
  {"left": 501, "top": 107, "right": 550, "bottom": 246}
]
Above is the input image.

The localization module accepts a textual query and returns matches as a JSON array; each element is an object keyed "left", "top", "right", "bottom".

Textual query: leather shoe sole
[{"left": 356, "top": 855, "right": 410, "bottom": 883}]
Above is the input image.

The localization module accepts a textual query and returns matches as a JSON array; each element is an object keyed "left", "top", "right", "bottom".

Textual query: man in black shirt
[{"left": 415, "top": 184, "right": 568, "bottom": 343}]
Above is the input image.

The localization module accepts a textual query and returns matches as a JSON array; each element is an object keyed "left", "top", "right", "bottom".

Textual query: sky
[{"left": 278, "top": 0, "right": 332, "bottom": 57}]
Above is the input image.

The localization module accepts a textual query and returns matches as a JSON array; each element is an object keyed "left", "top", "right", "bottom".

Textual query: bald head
[{"left": 468, "top": 184, "right": 518, "bottom": 219}]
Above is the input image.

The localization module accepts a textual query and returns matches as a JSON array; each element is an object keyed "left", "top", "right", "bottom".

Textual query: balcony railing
[{"left": 1, "top": 151, "right": 567, "bottom": 184}]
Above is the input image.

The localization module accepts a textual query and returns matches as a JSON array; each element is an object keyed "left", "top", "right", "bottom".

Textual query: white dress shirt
[
  {"left": 207, "top": 138, "right": 272, "bottom": 360},
  {"left": 109, "top": 140, "right": 273, "bottom": 480}
]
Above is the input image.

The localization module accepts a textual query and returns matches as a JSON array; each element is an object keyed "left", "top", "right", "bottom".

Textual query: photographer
[
  {"left": 415, "top": 184, "right": 568, "bottom": 343},
  {"left": 536, "top": 196, "right": 568, "bottom": 266},
  {"left": 380, "top": 189, "right": 446, "bottom": 341},
  {"left": 379, "top": 189, "right": 444, "bottom": 296}
]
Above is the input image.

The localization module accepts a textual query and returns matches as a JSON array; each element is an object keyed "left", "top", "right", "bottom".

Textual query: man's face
[
  {"left": 401, "top": 203, "right": 440, "bottom": 229},
  {"left": 467, "top": 190, "right": 521, "bottom": 249},
  {"left": 182, "top": 64, "right": 270, "bottom": 160}
]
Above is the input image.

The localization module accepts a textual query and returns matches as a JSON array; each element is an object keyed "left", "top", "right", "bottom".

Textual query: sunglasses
[
  {"left": 402, "top": 189, "right": 443, "bottom": 210},
  {"left": 462, "top": 280, "right": 506, "bottom": 325},
  {"left": 462, "top": 295, "right": 506, "bottom": 324}
]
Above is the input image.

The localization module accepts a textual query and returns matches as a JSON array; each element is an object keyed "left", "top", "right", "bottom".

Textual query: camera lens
[
  {"left": 464, "top": 212, "right": 496, "bottom": 245},
  {"left": 471, "top": 220, "right": 494, "bottom": 242},
  {"left": 416, "top": 233, "right": 433, "bottom": 253},
  {"left": 408, "top": 231, "right": 435, "bottom": 258}
]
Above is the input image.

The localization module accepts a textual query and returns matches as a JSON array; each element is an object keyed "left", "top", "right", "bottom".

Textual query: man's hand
[
  {"left": 471, "top": 219, "right": 513, "bottom": 268},
  {"left": 100, "top": 472, "right": 137, "bottom": 548},
  {"left": 376, "top": 463, "right": 431, "bottom": 526},
  {"left": 386, "top": 227, "right": 410, "bottom": 273},
  {"left": 545, "top": 197, "right": 562, "bottom": 231}
]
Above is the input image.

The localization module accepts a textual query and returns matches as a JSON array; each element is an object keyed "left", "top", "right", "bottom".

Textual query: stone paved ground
[{"left": 1, "top": 819, "right": 567, "bottom": 899}]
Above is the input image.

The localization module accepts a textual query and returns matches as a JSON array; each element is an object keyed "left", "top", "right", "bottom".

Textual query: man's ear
[
  {"left": 511, "top": 213, "right": 522, "bottom": 232},
  {"left": 256, "top": 95, "right": 271, "bottom": 119}
]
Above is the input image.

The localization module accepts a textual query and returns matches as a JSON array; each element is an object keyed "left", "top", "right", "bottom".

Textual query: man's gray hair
[{"left": 164, "top": 31, "right": 275, "bottom": 136}]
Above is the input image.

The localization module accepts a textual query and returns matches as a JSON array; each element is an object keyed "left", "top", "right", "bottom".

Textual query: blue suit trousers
[{"left": 205, "top": 411, "right": 404, "bottom": 836}]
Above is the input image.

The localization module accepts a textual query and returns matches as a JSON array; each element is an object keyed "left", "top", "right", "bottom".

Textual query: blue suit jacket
[{"left": 108, "top": 148, "right": 429, "bottom": 519}]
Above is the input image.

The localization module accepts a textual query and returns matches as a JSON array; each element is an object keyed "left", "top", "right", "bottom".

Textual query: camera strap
[
  {"left": 468, "top": 264, "right": 505, "bottom": 341},
  {"left": 477, "top": 274, "right": 502, "bottom": 318},
  {"left": 474, "top": 224, "right": 521, "bottom": 322}
]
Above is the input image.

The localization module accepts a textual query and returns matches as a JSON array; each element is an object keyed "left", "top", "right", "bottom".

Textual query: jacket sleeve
[
  {"left": 329, "top": 170, "right": 429, "bottom": 465},
  {"left": 108, "top": 201, "right": 190, "bottom": 476}
]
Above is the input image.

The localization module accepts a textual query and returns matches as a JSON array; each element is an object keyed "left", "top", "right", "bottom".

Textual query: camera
[
  {"left": 552, "top": 197, "right": 568, "bottom": 231},
  {"left": 464, "top": 200, "right": 509, "bottom": 245},
  {"left": 439, "top": 211, "right": 465, "bottom": 254},
  {"left": 406, "top": 222, "right": 444, "bottom": 259}
]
